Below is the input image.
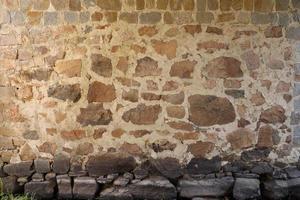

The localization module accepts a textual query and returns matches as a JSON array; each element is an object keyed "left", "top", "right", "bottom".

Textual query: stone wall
[{"left": 0, "top": 0, "right": 300, "bottom": 176}]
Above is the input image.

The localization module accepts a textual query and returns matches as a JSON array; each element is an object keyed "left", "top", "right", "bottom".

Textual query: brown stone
[
  {"left": 292, "top": 0, "right": 300, "bottom": 8},
  {"left": 116, "top": 77, "right": 141, "bottom": 87},
  {"left": 157, "top": 0, "right": 169, "bottom": 9},
  {"left": 170, "top": 0, "right": 183, "bottom": 10},
  {"left": 27, "top": 11, "right": 43, "bottom": 25},
  {"left": 205, "top": 56, "right": 243, "bottom": 78},
  {"left": 96, "top": 0, "right": 122, "bottom": 10},
  {"left": 131, "top": 44, "right": 146, "bottom": 54},
  {"left": 141, "top": 93, "right": 161, "bottom": 101},
  {"left": 76, "top": 142, "right": 94, "bottom": 155},
  {"left": 208, "top": 0, "right": 219, "bottom": 10},
  {"left": 264, "top": 26, "right": 283, "bottom": 38},
  {"left": 167, "top": 106, "right": 185, "bottom": 119},
  {"left": 146, "top": 80, "right": 159, "bottom": 91},
  {"left": 61, "top": 130, "right": 85, "bottom": 141},
  {"left": 135, "top": 56, "right": 162, "bottom": 77},
  {"left": 120, "top": 143, "right": 143, "bottom": 156},
  {"left": 122, "top": 89, "right": 139, "bottom": 102},
  {"left": 77, "top": 104, "right": 112, "bottom": 126},
  {"left": 188, "top": 95, "right": 236, "bottom": 126},
  {"left": 0, "top": 136, "right": 14, "bottom": 150},
  {"left": 206, "top": 26, "right": 223, "bottom": 35},
  {"left": 183, "top": 25, "right": 202, "bottom": 36},
  {"left": 91, "top": 54, "right": 112, "bottom": 77},
  {"left": 244, "top": 0, "right": 254, "bottom": 10},
  {"left": 254, "top": 0, "right": 274, "bottom": 12},
  {"left": 33, "top": 0, "right": 50, "bottom": 10},
  {"left": 257, "top": 125, "right": 277, "bottom": 148},
  {"left": 162, "top": 92, "right": 185, "bottom": 105},
  {"left": 276, "top": 81, "right": 290, "bottom": 93},
  {"left": 163, "top": 81, "right": 179, "bottom": 91},
  {"left": 54, "top": 59, "right": 82, "bottom": 77},
  {"left": 129, "top": 130, "right": 151, "bottom": 138},
  {"left": 136, "top": 0, "right": 145, "bottom": 9},
  {"left": 116, "top": 57, "right": 129, "bottom": 74},
  {"left": 151, "top": 39, "right": 177, "bottom": 59},
  {"left": 104, "top": 12, "right": 118, "bottom": 22},
  {"left": 183, "top": 0, "right": 195, "bottom": 10},
  {"left": 232, "top": 0, "right": 243, "bottom": 10},
  {"left": 0, "top": 34, "right": 19, "bottom": 46},
  {"left": 250, "top": 92, "right": 265, "bottom": 106},
  {"left": 93, "top": 128, "right": 106, "bottom": 139},
  {"left": 174, "top": 132, "right": 199, "bottom": 141},
  {"left": 267, "top": 59, "right": 284, "bottom": 70},
  {"left": 220, "top": 0, "right": 232, "bottom": 11},
  {"left": 224, "top": 79, "right": 241, "bottom": 89},
  {"left": 241, "top": 50, "right": 260, "bottom": 70},
  {"left": 91, "top": 12, "right": 103, "bottom": 21},
  {"left": 23, "top": 130, "right": 39, "bottom": 140},
  {"left": 197, "top": 41, "right": 229, "bottom": 52},
  {"left": 188, "top": 141, "right": 214, "bottom": 157},
  {"left": 20, "top": 143, "right": 36, "bottom": 161},
  {"left": 226, "top": 128, "right": 256, "bottom": 150},
  {"left": 167, "top": 121, "right": 194, "bottom": 131},
  {"left": 119, "top": 12, "right": 138, "bottom": 23},
  {"left": 51, "top": 0, "right": 69, "bottom": 10},
  {"left": 87, "top": 81, "right": 116, "bottom": 103},
  {"left": 38, "top": 142, "right": 57, "bottom": 155},
  {"left": 217, "top": 13, "right": 235, "bottom": 22},
  {"left": 260, "top": 105, "right": 286, "bottom": 124},
  {"left": 111, "top": 128, "right": 125, "bottom": 138},
  {"left": 86, "top": 153, "right": 136, "bottom": 176},
  {"left": 170, "top": 60, "right": 197, "bottom": 78},
  {"left": 140, "top": 12, "right": 162, "bottom": 24},
  {"left": 69, "top": 0, "right": 81, "bottom": 11},
  {"left": 48, "top": 84, "right": 81, "bottom": 102},
  {"left": 122, "top": 104, "right": 162, "bottom": 125},
  {"left": 138, "top": 26, "right": 158, "bottom": 37}
]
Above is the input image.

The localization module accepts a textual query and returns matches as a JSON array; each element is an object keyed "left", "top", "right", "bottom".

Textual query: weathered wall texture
[{"left": 0, "top": 0, "right": 299, "bottom": 166}]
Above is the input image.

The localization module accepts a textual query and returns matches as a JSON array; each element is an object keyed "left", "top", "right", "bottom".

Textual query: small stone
[
  {"left": 11, "top": 11, "right": 25, "bottom": 26},
  {"left": 162, "top": 92, "right": 184, "bottom": 105},
  {"left": 76, "top": 142, "right": 94, "bottom": 155},
  {"left": 34, "top": 159, "right": 51, "bottom": 174},
  {"left": 22, "top": 130, "right": 39, "bottom": 140},
  {"left": 251, "top": 12, "right": 276, "bottom": 25},
  {"left": 227, "top": 128, "right": 256, "bottom": 150},
  {"left": 259, "top": 105, "right": 286, "bottom": 124},
  {"left": 120, "top": 143, "right": 143, "bottom": 156},
  {"left": 233, "top": 178, "right": 261, "bottom": 200},
  {"left": 135, "top": 56, "right": 161, "bottom": 77},
  {"left": 207, "top": 0, "right": 219, "bottom": 10},
  {"left": 69, "top": 0, "right": 81, "bottom": 11},
  {"left": 205, "top": 56, "right": 243, "bottom": 78},
  {"left": 53, "top": 153, "right": 70, "bottom": 174},
  {"left": 151, "top": 39, "right": 177, "bottom": 59},
  {"left": 24, "top": 181, "right": 56, "bottom": 200},
  {"left": 267, "top": 59, "right": 284, "bottom": 70},
  {"left": 57, "top": 175, "right": 73, "bottom": 199},
  {"left": 33, "top": 0, "right": 50, "bottom": 10},
  {"left": 225, "top": 90, "right": 245, "bottom": 99},
  {"left": 122, "top": 104, "right": 162, "bottom": 125},
  {"left": 140, "top": 12, "right": 162, "bottom": 24},
  {"left": 20, "top": 143, "right": 36, "bottom": 161},
  {"left": 87, "top": 81, "right": 116, "bottom": 103},
  {"left": 206, "top": 26, "right": 223, "bottom": 35},
  {"left": 32, "top": 173, "right": 44, "bottom": 182},
  {"left": 166, "top": 106, "right": 185, "bottom": 119},
  {"left": 170, "top": 60, "right": 197, "bottom": 78},
  {"left": 91, "top": 54, "right": 112, "bottom": 77},
  {"left": 48, "top": 84, "right": 81, "bottom": 102},
  {"left": 77, "top": 104, "right": 113, "bottom": 126},
  {"left": 122, "top": 89, "right": 139, "bottom": 102},
  {"left": 64, "top": 11, "right": 79, "bottom": 24},
  {"left": 184, "top": 25, "right": 202, "bottom": 36},
  {"left": 257, "top": 125, "right": 278, "bottom": 148},
  {"left": 149, "top": 158, "right": 183, "bottom": 179}
]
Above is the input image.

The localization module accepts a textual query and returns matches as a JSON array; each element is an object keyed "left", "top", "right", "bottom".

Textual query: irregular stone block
[
  {"left": 99, "top": 187, "right": 133, "bottom": 200},
  {"left": 86, "top": 153, "right": 136, "bottom": 176},
  {"left": 53, "top": 153, "right": 70, "bottom": 174},
  {"left": 186, "top": 156, "right": 221, "bottom": 175},
  {"left": 24, "top": 181, "right": 55, "bottom": 199},
  {"left": 179, "top": 176, "right": 234, "bottom": 198},
  {"left": 91, "top": 54, "right": 112, "bottom": 77},
  {"left": 1, "top": 176, "right": 22, "bottom": 194},
  {"left": 76, "top": 104, "right": 113, "bottom": 126},
  {"left": 233, "top": 178, "right": 261, "bottom": 200},
  {"left": 73, "top": 177, "right": 99, "bottom": 199},
  {"left": 96, "top": 0, "right": 122, "bottom": 10},
  {"left": 140, "top": 12, "right": 162, "bottom": 24},
  {"left": 54, "top": 59, "right": 82, "bottom": 77},
  {"left": 48, "top": 84, "right": 81, "bottom": 102},
  {"left": 148, "top": 158, "right": 183, "bottom": 179},
  {"left": 34, "top": 159, "right": 51, "bottom": 174},
  {"left": 87, "top": 81, "right": 116, "bottom": 103},
  {"left": 286, "top": 27, "right": 300, "bottom": 40},
  {"left": 57, "top": 175, "right": 73, "bottom": 199},
  {"left": 3, "top": 161, "right": 34, "bottom": 177},
  {"left": 263, "top": 179, "right": 288, "bottom": 200}
]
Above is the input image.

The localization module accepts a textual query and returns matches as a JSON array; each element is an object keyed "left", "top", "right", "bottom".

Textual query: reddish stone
[
  {"left": 170, "top": 60, "right": 197, "bottom": 78},
  {"left": 205, "top": 56, "right": 243, "bottom": 78},
  {"left": 183, "top": 25, "right": 202, "bottom": 36},
  {"left": 250, "top": 92, "right": 266, "bottom": 106},
  {"left": 129, "top": 130, "right": 151, "bottom": 138},
  {"left": 163, "top": 81, "right": 179, "bottom": 91},
  {"left": 276, "top": 81, "right": 290, "bottom": 93},
  {"left": 188, "top": 95, "right": 236, "bottom": 126},
  {"left": 260, "top": 105, "right": 286, "bottom": 124},
  {"left": 174, "top": 132, "right": 199, "bottom": 141},
  {"left": 120, "top": 143, "right": 143, "bottom": 156},
  {"left": 141, "top": 93, "right": 161, "bottom": 101},
  {"left": 267, "top": 59, "right": 284, "bottom": 70},
  {"left": 257, "top": 125, "right": 278, "bottom": 148},
  {"left": 111, "top": 129, "right": 125, "bottom": 138},
  {"left": 167, "top": 106, "right": 185, "bottom": 119},
  {"left": 38, "top": 142, "right": 57, "bottom": 155},
  {"left": 116, "top": 57, "right": 129, "bottom": 74},
  {"left": 206, "top": 26, "right": 223, "bottom": 35},
  {"left": 162, "top": 92, "right": 185, "bottom": 105},
  {"left": 167, "top": 121, "right": 194, "bottom": 131},
  {"left": 122, "top": 104, "right": 162, "bottom": 125},
  {"left": 138, "top": 26, "right": 158, "bottom": 37},
  {"left": 264, "top": 26, "right": 283, "bottom": 38},
  {"left": 122, "top": 89, "right": 139, "bottom": 102},
  {"left": 151, "top": 39, "right": 177, "bottom": 59},
  {"left": 93, "top": 128, "right": 106, "bottom": 139},
  {"left": 76, "top": 142, "right": 94, "bottom": 155},
  {"left": 131, "top": 44, "right": 146, "bottom": 54},
  {"left": 188, "top": 141, "right": 214, "bottom": 157},
  {"left": 77, "top": 104, "right": 112, "bottom": 126},
  {"left": 87, "top": 81, "right": 116, "bottom": 103},
  {"left": 226, "top": 128, "right": 256, "bottom": 150},
  {"left": 135, "top": 56, "right": 162, "bottom": 77},
  {"left": 197, "top": 41, "right": 229, "bottom": 52},
  {"left": 241, "top": 50, "right": 260, "bottom": 70},
  {"left": 116, "top": 77, "right": 141, "bottom": 87},
  {"left": 224, "top": 79, "right": 242, "bottom": 89},
  {"left": 61, "top": 130, "right": 85, "bottom": 141}
]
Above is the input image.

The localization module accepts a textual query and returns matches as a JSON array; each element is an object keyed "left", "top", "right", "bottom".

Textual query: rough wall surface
[{"left": 0, "top": 0, "right": 299, "bottom": 168}]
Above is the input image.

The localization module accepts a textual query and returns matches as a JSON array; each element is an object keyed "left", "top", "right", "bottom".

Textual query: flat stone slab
[
  {"left": 24, "top": 181, "right": 56, "bottom": 200},
  {"left": 73, "top": 177, "right": 99, "bottom": 199},
  {"left": 3, "top": 161, "right": 34, "bottom": 177},
  {"left": 233, "top": 178, "right": 261, "bottom": 200},
  {"left": 57, "top": 175, "right": 73, "bottom": 199}
]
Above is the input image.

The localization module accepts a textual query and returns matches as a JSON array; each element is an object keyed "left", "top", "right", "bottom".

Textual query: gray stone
[
  {"left": 292, "top": 0, "right": 300, "bottom": 8},
  {"left": 44, "top": 12, "right": 58, "bottom": 26},
  {"left": 57, "top": 175, "right": 73, "bottom": 199},
  {"left": 99, "top": 187, "right": 133, "bottom": 200},
  {"left": 251, "top": 162, "right": 273, "bottom": 175},
  {"left": 3, "top": 161, "right": 34, "bottom": 177},
  {"left": 288, "top": 178, "right": 300, "bottom": 199},
  {"left": 278, "top": 13, "right": 290, "bottom": 27},
  {"left": 73, "top": 177, "right": 99, "bottom": 199},
  {"left": 287, "top": 27, "right": 300, "bottom": 40},
  {"left": 97, "top": 173, "right": 118, "bottom": 184},
  {"left": 179, "top": 176, "right": 234, "bottom": 198},
  {"left": 17, "top": 177, "right": 28, "bottom": 185},
  {"left": 251, "top": 12, "right": 277, "bottom": 24},
  {"left": 149, "top": 158, "right": 183, "bottom": 179},
  {"left": 187, "top": 156, "right": 221, "bottom": 175},
  {"left": 225, "top": 90, "right": 245, "bottom": 99},
  {"left": 113, "top": 176, "right": 130, "bottom": 186},
  {"left": 235, "top": 173, "right": 260, "bottom": 179},
  {"left": 140, "top": 12, "right": 161, "bottom": 24},
  {"left": 263, "top": 179, "right": 288, "bottom": 200},
  {"left": 34, "top": 158, "right": 51, "bottom": 174},
  {"left": 80, "top": 12, "right": 90, "bottom": 23},
  {"left": 241, "top": 148, "right": 271, "bottom": 161},
  {"left": 32, "top": 173, "right": 44, "bottom": 182},
  {"left": 294, "top": 99, "right": 300, "bottom": 112},
  {"left": 64, "top": 11, "right": 78, "bottom": 24},
  {"left": 0, "top": 136, "right": 14, "bottom": 150},
  {"left": 196, "top": 12, "right": 214, "bottom": 23},
  {"left": 22, "top": 130, "right": 39, "bottom": 140},
  {"left": 2, "top": 176, "right": 22, "bottom": 194},
  {"left": 233, "top": 178, "right": 261, "bottom": 200},
  {"left": 53, "top": 153, "right": 70, "bottom": 174},
  {"left": 20, "top": 0, "right": 32, "bottom": 11},
  {"left": 294, "top": 83, "right": 300, "bottom": 97},
  {"left": 10, "top": 11, "right": 25, "bottom": 26},
  {"left": 24, "top": 181, "right": 56, "bottom": 200},
  {"left": 128, "top": 176, "right": 177, "bottom": 200},
  {"left": 285, "top": 167, "right": 300, "bottom": 178}
]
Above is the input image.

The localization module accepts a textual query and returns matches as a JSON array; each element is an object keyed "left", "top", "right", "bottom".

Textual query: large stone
[
  {"left": 87, "top": 81, "right": 116, "bottom": 103},
  {"left": 241, "top": 50, "right": 260, "bottom": 70},
  {"left": 122, "top": 104, "right": 161, "bottom": 125},
  {"left": 135, "top": 56, "right": 161, "bottom": 77},
  {"left": 263, "top": 179, "right": 288, "bottom": 200},
  {"left": 3, "top": 161, "right": 34, "bottom": 177},
  {"left": 148, "top": 158, "right": 183, "bottom": 179},
  {"left": 170, "top": 60, "right": 197, "bottom": 78},
  {"left": 259, "top": 105, "right": 286, "bottom": 124},
  {"left": 254, "top": 0, "right": 274, "bottom": 12},
  {"left": 91, "top": 54, "right": 112, "bottom": 77},
  {"left": 2, "top": 176, "right": 22, "bottom": 194},
  {"left": 99, "top": 187, "right": 133, "bottom": 200},
  {"left": 188, "top": 141, "right": 214, "bottom": 157},
  {"left": 179, "top": 176, "right": 234, "bottom": 198},
  {"left": 257, "top": 125, "right": 279, "bottom": 148},
  {"left": 24, "top": 181, "right": 56, "bottom": 200},
  {"left": 57, "top": 175, "right": 73, "bottom": 199},
  {"left": 186, "top": 156, "right": 221, "bottom": 175},
  {"left": 86, "top": 153, "right": 136, "bottom": 176},
  {"left": 128, "top": 176, "right": 177, "bottom": 200},
  {"left": 140, "top": 12, "right": 162, "bottom": 24},
  {"left": 205, "top": 56, "right": 243, "bottom": 78},
  {"left": 54, "top": 59, "right": 81, "bottom": 77},
  {"left": 53, "top": 153, "right": 70, "bottom": 174},
  {"left": 77, "top": 104, "right": 113, "bottom": 126},
  {"left": 288, "top": 178, "right": 300, "bottom": 199},
  {"left": 188, "top": 95, "right": 236, "bottom": 126},
  {"left": 233, "top": 178, "right": 261, "bottom": 200},
  {"left": 34, "top": 159, "right": 51, "bottom": 174},
  {"left": 48, "top": 84, "right": 81, "bottom": 102},
  {"left": 96, "top": 0, "right": 122, "bottom": 10},
  {"left": 226, "top": 128, "right": 256, "bottom": 150},
  {"left": 162, "top": 92, "right": 184, "bottom": 105},
  {"left": 151, "top": 39, "right": 177, "bottom": 59}
]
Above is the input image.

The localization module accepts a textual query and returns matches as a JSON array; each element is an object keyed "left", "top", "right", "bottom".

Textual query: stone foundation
[{"left": 1, "top": 153, "right": 300, "bottom": 199}]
